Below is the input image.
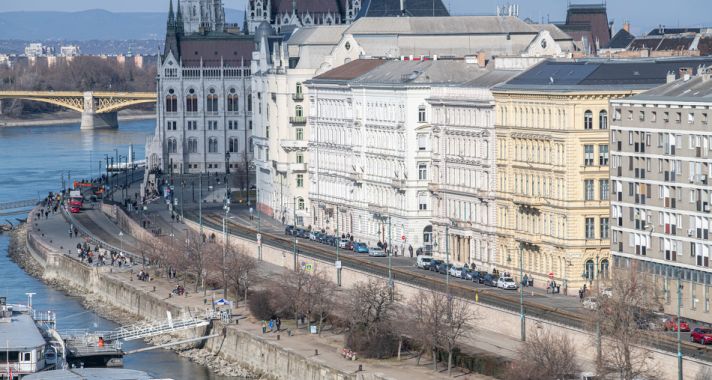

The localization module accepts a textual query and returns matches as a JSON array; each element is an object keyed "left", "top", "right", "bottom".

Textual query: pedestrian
[
  {"left": 261, "top": 320, "right": 267, "bottom": 334},
  {"left": 68, "top": 228, "right": 73, "bottom": 238},
  {"left": 409, "top": 245, "right": 413, "bottom": 258},
  {"left": 276, "top": 317, "right": 281, "bottom": 332},
  {"left": 268, "top": 319, "right": 274, "bottom": 332},
  {"left": 73, "top": 227, "right": 78, "bottom": 238},
  {"left": 579, "top": 288, "right": 584, "bottom": 302}
]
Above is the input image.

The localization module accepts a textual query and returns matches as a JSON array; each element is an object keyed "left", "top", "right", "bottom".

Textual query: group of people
[
  {"left": 137, "top": 270, "right": 150, "bottom": 281},
  {"left": 75, "top": 242, "right": 130, "bottom": 267},
  {"left": 37, "top": 192, "right": 62, "bottom": 219},
  {"left": 172, "top": 284, "right": 186, "bottom": 295},
  {"left": 261, "top": 317, "right": 282, "bottom": 334}
]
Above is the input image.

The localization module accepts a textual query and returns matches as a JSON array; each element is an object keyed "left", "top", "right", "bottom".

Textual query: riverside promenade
[{"left": 27, "top": 188, "right": 503, "bottom": 379}]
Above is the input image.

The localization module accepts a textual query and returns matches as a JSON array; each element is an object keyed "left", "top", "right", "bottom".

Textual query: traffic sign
[
  {"left": 335, "top": 260, "right": 342, "bottom": 269},
  {"left": 256, "top": 233, "right": 262, "bottom": 245},
  {"left": 401, "top": 235, "right": 406, "bottom": 241},
  {"left": 548, "top": 272, "right": 554, "bottom": 279}
]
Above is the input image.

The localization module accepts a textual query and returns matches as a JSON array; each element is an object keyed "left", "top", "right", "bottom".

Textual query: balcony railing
[
  {"left": 280, "top": 139, "right": 308, "bottom": 150},
  {"left": 391, "top": 179, "right": 406, "bottom": 189},
  {"left": 349, "top": 172, "right": 363, "bottom": 184},
  {"left": 289, "top": 163, "right": 307, "bottom": 172},
  {"left": 290, "top": 116, "right": 307, "bottom": 125},
  {"left": 292, "top": 93, "right": 304, "bottom": 101}
]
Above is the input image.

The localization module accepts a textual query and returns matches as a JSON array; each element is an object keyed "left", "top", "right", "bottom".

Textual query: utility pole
[
  {"left": 199, "top": 173, "right": 203, "bottom": 236},
  {"left": 519, "top": 242, "right": 525, "bottom": 342},
  {"left": 677, "top": 272, "right": 683, "bottom": 380},
  {"left": 257, "top": 187, "right": 262, "bottom": 261},
  {"left": 335, "top": 207, "right": 341, "bottom": 287},
  {"left": 388, "top": 215, "right": 393, "bottom": 298},
  {"left": 445, "top": 224, "right": 450, "bottom": 297}
]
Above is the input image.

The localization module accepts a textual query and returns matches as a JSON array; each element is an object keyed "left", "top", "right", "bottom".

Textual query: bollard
[
  {"left": 152, "top": 286, "right": 156, "bottom": 292},
  {"left": 203, "top": 298, "right": 207, "bottom": 305},
  {"left": 288, "top": 330, "right": 292, "bottom": 337},
  {"left": 168, "top": 293, "right": 172, "bottom": 298},
  {"left": 314, "top": 349, "right": 318, "bottom": 356},
  {"left": 277, "top": 334, "right": 280, "bottom": 340},
  {"left": 358, "top": 364, "right": 363, "bottom": 372}
]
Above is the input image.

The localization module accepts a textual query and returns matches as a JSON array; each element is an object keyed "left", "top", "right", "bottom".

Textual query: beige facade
[{"left": 493, "top": 89, "right": 635, "bottom": 290}]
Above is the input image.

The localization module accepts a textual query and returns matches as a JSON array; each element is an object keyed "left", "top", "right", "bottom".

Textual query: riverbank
[
  {"left": 11, "top": 224, "right": 258, "bottom": 378},
  {"left": 0, "top": 110, "right": 155, "bottom": 128}
]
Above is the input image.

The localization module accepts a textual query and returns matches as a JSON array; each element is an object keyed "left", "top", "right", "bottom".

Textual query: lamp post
[
  {"left": 595, "top": 254, "right": 601, "bottom": 365},
  {"left": 335, "top": 207, "right": 343, "bottom": 287},
  {"left": 222, "top": 202, "right": 230, "bottom": 299},
  {"left": 257, "top": 186, "right": 262, "bottom": 261},
  {"left": 373, "top": 210, "right": 394, "bottom": 296},
  {"left": 677, "top": 270, "right": 683, "bottom": 380},
  {"left": 518, "top": 241, "right": 526, "bottom": 342}
]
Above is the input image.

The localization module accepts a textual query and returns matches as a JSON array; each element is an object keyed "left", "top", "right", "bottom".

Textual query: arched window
[
  {"left": 206, "top": 88, "right": 219, "bottom": 113},
  {"left": 208, "top": 137, "right": 219, "bottom": 153},
  {"left": 186, "top": 89, "right": 198, "bottom": 113},
  {"left": 187, "top": 138, "right": 198, "bottom": 153},
  {"left": 599, "top": 110, "right": 608, "bottom": 129},
  {"left": 584, "top": 110, "right": 593, "bottom": 130},
  {"left": 584, "top": 259, "right": 595, "bottom": 281},
  {"left": 229, "top": 137, "right": 239, "bottom": 153},
  {"left": 295, "top": 105, "right": 304, "bottom": 118},
  {"left": 600, "top": 259, "right": 610, "bottom": 279},
  {"left": 298, "top": 197, "right": 305, "bottom": 210},
  {"left": 167, "top": 138, "right": 177, "bottom": 153},
  {"left": 165, "top": 89, "right": 177, "bottom": 113},
  {"left": 227, "top": 88, "right": 239, "bottom": 112}
]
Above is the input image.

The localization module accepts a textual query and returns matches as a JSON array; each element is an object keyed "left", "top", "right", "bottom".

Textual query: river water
[{"left": 0, "top": 120, "right": 235, "bottom": 379}]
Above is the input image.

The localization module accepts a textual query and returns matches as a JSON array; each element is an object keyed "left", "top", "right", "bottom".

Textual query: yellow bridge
[{"left": 0, "top": 91, "right": 156, "bottom": 129}]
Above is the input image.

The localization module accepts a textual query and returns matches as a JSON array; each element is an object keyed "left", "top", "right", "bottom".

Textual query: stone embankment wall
[{"left": 23, "top": 207, "right": 396, "bottom": 380}]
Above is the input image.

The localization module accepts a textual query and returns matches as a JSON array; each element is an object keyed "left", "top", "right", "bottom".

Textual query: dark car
[
  {"left": 295, "top": 229, "right": 309, "bottom": 239},
  {"left": 284, "top": 225, "right": 295, "bottom": 235},
  {"left": 465, "top": 269, "right": 480, "bottom": 281},
  {"left": 437, "top": 262, "right": 453, "bottom": 274},
  {"left": 429, "top": 259, "right": 443, "bottom": 272},
  {"left": 481, "top": 273, "right": 497, "bottom": 286}
]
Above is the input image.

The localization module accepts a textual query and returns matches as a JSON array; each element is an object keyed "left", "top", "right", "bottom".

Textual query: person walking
[
  {"left": 409, "top": 245, "right": 413, "bottom": 258},
  {"left": 261, "top": 320, "right": 267, "bottom": 334},
  {"left": 268, "top": 319, "right": 274, "bottom": 332},
  {"left": 276, "top": 317, "right": 281, "bottom": 332}
]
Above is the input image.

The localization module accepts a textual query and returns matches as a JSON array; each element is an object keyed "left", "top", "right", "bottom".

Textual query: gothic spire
[
  {"left": 176, "top": 0, "right": 184, "bottom": 33},
  {"left": 243, "top": 9, "right": 249, "bottom": 35},
  {"left": 167, "top": 0, "right": 175, "bottom": 27}
]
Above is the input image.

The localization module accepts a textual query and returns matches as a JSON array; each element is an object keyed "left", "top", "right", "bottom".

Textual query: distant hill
[{"left": 0, "top": 8, "right": 244, "bottom": 41}]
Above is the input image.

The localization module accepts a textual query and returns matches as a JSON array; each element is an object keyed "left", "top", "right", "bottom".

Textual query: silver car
[{"left": 368, "top": 247, "right": 387, "bottom": 257}]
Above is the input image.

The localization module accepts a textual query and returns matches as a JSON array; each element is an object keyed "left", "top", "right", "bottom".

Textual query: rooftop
[
  {"left": 23, "top": 368, "right": 154, "bottom": 380},
  {"left": 357, "top": 0, "right": 449, "bottom": 18},
  {"left": 0, "top": 312, "right": 46, "bottom": 351},
  {"left": 495, "top": 57, "right": 712, "bottom": 92},
  {"left": 624, "top": 72, "right": 712, "bottom": 103},
  {"left": 311, "top": 59, "right": 388, "bottom": 81},
  {"left": 346, "top": 16, "right": 555, "bottom": 36},
  {"left": 350, "top": 60, "right": 489, "bottom": 86}
]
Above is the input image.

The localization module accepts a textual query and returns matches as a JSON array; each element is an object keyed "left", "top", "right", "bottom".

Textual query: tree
[
  {"left": 273, "top": 267, "right": 312, "bottom": 328},
  {"left": 223, "top": 243, "right": 257, "bottom": 305},
  {"left": 344, "top": 279, "right": 400, "bottom": 358},
  {"left": 304, "top": 270, "right": 336, "bottom": 335},
  {"left": 594, "top": 268, "right": 662, "bottom": 380},
  {"left": 504, "top": 327, "right": 579, "bottom": 380},
  {"left": 441, "top": 295, "right": 476, "bottom": 376},
  {"left": 185, "top": 230, "right": 219, "bottom": 294}
]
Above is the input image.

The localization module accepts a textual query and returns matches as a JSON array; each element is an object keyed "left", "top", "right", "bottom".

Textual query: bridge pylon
[{"left": 81, "top": 92, "right": 118, "bottom": 129}]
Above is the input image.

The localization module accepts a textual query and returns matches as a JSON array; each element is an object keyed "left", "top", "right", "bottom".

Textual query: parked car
[
  {"left": 369, "top": 247, "right": 387, "bottom": 257},
  {"left": 295, "top": 229, "right": 308, "bottom": 239},
  {"left": 429, "top": 259, "right": 443, "bottom": 272},
  {"left": 437, "top": 262, "right": 453, "bottom": 275},
  {"left": 284, "top": 225, "right": 295, "bottom": 235},
  {"left": 464, "top": 269, "right": 480, "bottom": 281},
  {"left": 664, "top": 318, "right": 690, "bottom": 332},
  {"left": 308, "top": 231, "right": 317, "bottom": 241},
  {"left": 416, "top": 256, "right": 433, "bottom": 269},
  {"left": 582, "top": 297, "right": 598, "bottom": 310},
  {"left": 352, "top": 242, "right": 369, "bottom": 254},
  {"left": 481, "top": 273, "right": 497, "bottom": 287},
  {"left": 339, "top": 239, "right": 350, "bottom": 249},
  {"left": 497, "top": 277, "right": 518, "bottom": 290},
  {"left": 691, "top": 327, "right": 712, "bottom": 344},
  {"left": 449, "top": 266, "right": 464, "bottom": 278}
]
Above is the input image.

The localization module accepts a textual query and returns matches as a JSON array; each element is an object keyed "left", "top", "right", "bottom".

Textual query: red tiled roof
[{"left": 313, "top": 59, "right": 386, "bottom": 81}]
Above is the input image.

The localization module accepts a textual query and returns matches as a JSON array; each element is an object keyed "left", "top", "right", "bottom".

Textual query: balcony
[
  {"left": 280, "top": 139, "right": 308, "bottom": 151},
  {"left": 289, "top": 163, "right": 307, "bottom": 172},
  {"left": 289, "top": 116, "right": 307, "bottom": 125},
  {"left": 274, "top": 161, "right": 289, "bottom": 173},
  {"left": 512, "top": 195, "right": 546, "bottom": 209},
  {"left": 391, "top": 178, "right": 406, "bottom": 190},
  {"left": 428, "top": 183, "right": 439, "bottom": 193},
  {"left": 367, "top": 203, "right": 388, "bottom": 215},
  {"left": 348, "top": 172, "right": 363, "bottom": 184},
  {"left": 292, "top": 93, "right": 304, "bottom": 101}
]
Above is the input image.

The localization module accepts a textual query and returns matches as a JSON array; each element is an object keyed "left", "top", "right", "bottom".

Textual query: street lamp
[
  {"left": 517, "top": 241, "right": 537, "bottom": 342},
  {"left": 334, "top": 206, "right": 345, "bottom": 287},
  {"left": 373, "top": 210, "right": 393, "bottom": 295},
  {"left": 676, "top": 269, "right": 683, "bottom": 380},
  {"left": 222, "top": 201, "right": 230, "bottom": 299}
]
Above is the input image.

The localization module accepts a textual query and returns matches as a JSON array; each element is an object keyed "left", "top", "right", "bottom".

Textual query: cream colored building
[{"left": 493, "top": 58, "right": 712, "bottom": 291}]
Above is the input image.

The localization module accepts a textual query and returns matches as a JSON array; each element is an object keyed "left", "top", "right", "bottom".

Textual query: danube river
[{"left": 0, "top": 120, "right": 236, "bottom": 379}]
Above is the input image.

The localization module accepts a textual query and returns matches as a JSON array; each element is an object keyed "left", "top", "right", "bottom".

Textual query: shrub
[{"left": 248, "top": 290, "right": 275, "bottom": 320}]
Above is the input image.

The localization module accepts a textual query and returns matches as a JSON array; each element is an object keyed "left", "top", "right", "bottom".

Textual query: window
[
  {"left": 418, "top": 163, "right": 428, "bottom": 180},
  {"left": 296, "top": 174, "right": 304, "bottom": 188},
  {"left": 187, "top": 138, "right": 198, "bottom": 153},
  {"left": 167, "top": 138, "right": 177, "bottom": 153},
  {"left": 249, "top": 137, "right": 253, "bottom": 153},
  {"left": 208, "top": 137, "right": 218, "bottom": 153},
  {"left": 418, "top": 193, "right": 428, "bottom": 210},
  {"left": 229, "top": 137, "right": 239, "bottom": 153},
  {"left": 599, "top": 179, "right": 609, "bottom": 200},
  {"left": 186, "top": 89, "right": 198, "bottom": 113},
  {"left": 651, "top": 111, "right": 657, "bottom": 122},
  {"left": 296, "top": 128, "right": 304, "bottom": 140},
  {"left": 227, "top": 88, "right": 239, "bottom": 112},
  {"left": 296, "top": 82, "right": 303, "bottom": 95},
  {"left": 418, "top": 106, "right": 426, "bottom": 123},
  {"left": 600, "top": 218, "right": 610, "bottom": 239},
  {"left": 228, "top": 120, "right": 238, "bottom": 130},
  {"left": 165, "top": 90, "right": 177, "bottom": 113},
  {"left": 613, "top": 108, "right": 621, "bottom": 121},
  {"left": 296, "top": 153, "right": 304, "bottom": 164},
  {"left": 166, "top": 121, "right": 177, "bottom": 131},
  {"left": 639, "top": 110, "right": 645, "bottom": 121},
  {"left": 295, "top": 105, "right": 304, "bottom": 118},
  {"left": 584, "top": 110, "right": 593, "bottom": 129},
  {"left": 599, "top": 110, "right": 608, "bottom": 129},
  {"left": 297, "top": 197, "right": 305, "bottom": 210},
  {"left": 585, "top": 217, "right": 595, "bottom": 239},
  {"left": 207, "top": 120, "right": 218, "bottom": 130},
  {"left": 584, "top": 145, "right": 594, "bottom": 166},
  {"left": 676, "top": 112, "right": 682, "bottom": 123},
  {"left": 418, "top": 134, "right": 427, "bottom": 151},
  {"left": 247, "top": 94, "right": 253, "bottom": 112},
  {"left": 206, "top": 88, "right": 218, "bottom": 112},
  {"left": 187, "top": 121, "right": 197, "bottom": 130},
  {"left": 599, "top": 145, "right": 609, "bottom": 166},
  {"left": 585, "top": 180, "right": 595, "bottom": 200}
]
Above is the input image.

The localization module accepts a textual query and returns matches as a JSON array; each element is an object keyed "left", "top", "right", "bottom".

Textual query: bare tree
[
  {"left": 185, "top": 231, "right": 219, "bottom": 294},
  {"left": 505, "top": 327, "right": 579, "bottom": 380},
  {"left": 304, "top": 270, "right": 336, "bottom": 335},
  {"left": 594, "top": 268, "right": 662, "bottom": 380},
  {"left": 402, "top": 290, "right": 442, "bottom": 367},
  {"left": 344, "top": 279, "right": 400, "bottom": 358},
  {"left": 441, "top": 295, "right": 477, "bottom": 376},
  {"left": 273, "top": 267, "right": 312, "bottom": 328},
  {"left": 224, "top": 243, "right": 257, "bottom": 305}
]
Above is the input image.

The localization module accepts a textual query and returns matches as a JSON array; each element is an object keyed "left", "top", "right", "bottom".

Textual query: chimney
[
  {"left": 623, "top": 21, "right": 630, "bottom": 33},
  {"left": 666, "top": 71, "right": 676, "bottom": 83},
  {"left": 477, "top": 51, "right": 487, "bottom": 68},
  {"left": 400, "top": 0, "right": 405, "bottom": 15}
]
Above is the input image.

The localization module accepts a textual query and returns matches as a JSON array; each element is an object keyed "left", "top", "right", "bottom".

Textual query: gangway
[
  {"left": 0, "top": 198, "right": 38, "bottom": 211},
  {"left": 102, "top": 316, "right": 209, "bottom": 342}
]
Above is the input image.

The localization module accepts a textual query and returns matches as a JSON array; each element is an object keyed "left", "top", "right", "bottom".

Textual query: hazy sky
[{"left": 0, "top": 0, "right": 709, "bottom": 36}]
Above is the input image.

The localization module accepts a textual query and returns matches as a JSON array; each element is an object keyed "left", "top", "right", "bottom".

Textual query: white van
[{"left": 416, "top": 255, "right": 433, "bottom": 269}]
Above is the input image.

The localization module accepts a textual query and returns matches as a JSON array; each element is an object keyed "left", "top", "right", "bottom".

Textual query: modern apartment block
[
  {"left": 610, "top": 69, "right": 712, "bottom": 322},
  {"left": 492, "top": 58, "right": 712, "bottom": 290}
]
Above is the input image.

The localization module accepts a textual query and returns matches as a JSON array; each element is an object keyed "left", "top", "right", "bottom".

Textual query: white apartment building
[
  {"left": 427, "top": 70, "right": 519, "bottom": 267},
  {"left": 307, "top": 59, "right": 491, "bottom": 252}
]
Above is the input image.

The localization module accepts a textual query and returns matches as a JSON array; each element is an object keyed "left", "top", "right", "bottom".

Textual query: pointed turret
[
  {"left": 176, "top": 0, "right": 184, "bottom": 34},
  {"left": 164, "top": 0, "right": 181, "bottom": 60},
  {"left": 243, "top": 9, "right": 249, "bottom": 35},
  {"left": 167, "top": 0, "right": 176, "bottom": 27}
]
